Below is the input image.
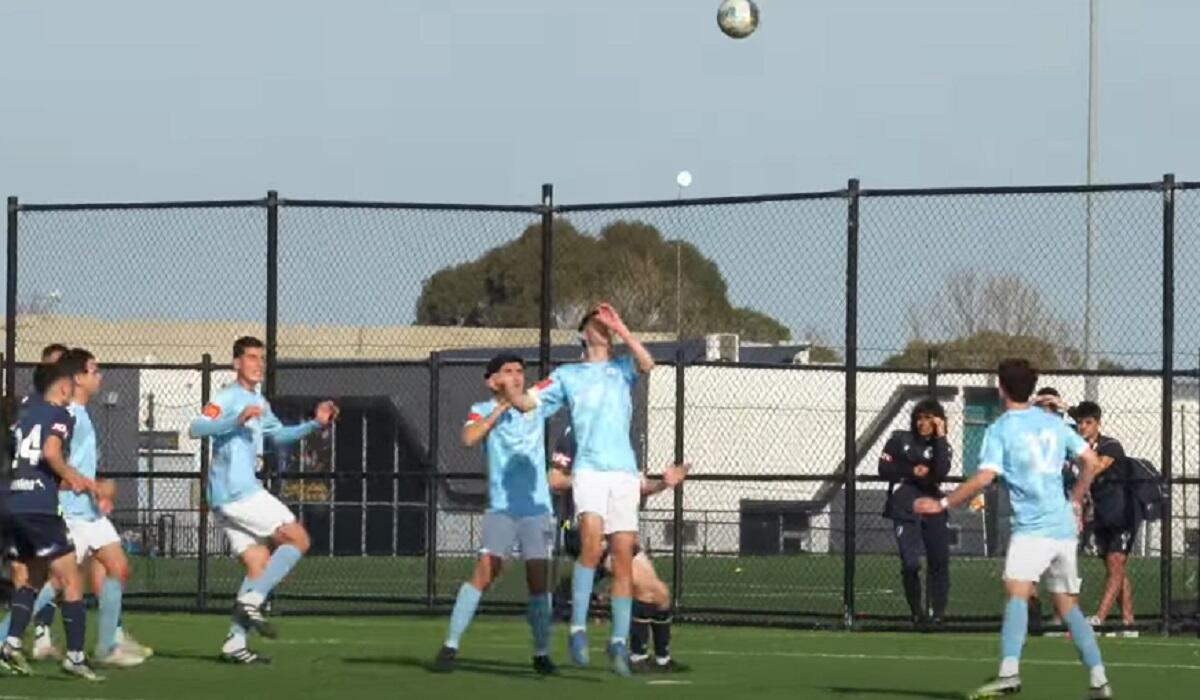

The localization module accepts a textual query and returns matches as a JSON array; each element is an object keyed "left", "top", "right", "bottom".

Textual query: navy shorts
[
  {"left": 1094, "top": 524, "right": 1137, "bottom": 557},
  {"left": 1, "top": 512, "right": 74, "bottom": 563}
]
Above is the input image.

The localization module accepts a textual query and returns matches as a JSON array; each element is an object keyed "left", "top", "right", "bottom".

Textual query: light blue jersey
[
  {"left": 535, "top": 355, "right": 639, "bottom": 474},
  {"left": 979, "top": 407, "right": 1089, "bottom": 540},
  {"left": 61, "top": 403, "right": 101, "bottom": 521},
  {"left": 190, "top": 383, "right": 320, "bottom": 508},
  {"left": 467, "top": 399, "right": 553, "bottom": 517}
]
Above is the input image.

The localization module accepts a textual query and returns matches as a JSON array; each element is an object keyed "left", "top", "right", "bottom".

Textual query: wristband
[{"left": 939, "top": 497, "right": 950, "bottom": 510}]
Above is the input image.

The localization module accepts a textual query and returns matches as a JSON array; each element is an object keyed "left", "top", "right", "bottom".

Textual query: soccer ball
[{"left": 717, "top": 0, "right": 760, "bottom": 39}]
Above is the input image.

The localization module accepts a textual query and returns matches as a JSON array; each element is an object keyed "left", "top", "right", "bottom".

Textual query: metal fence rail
[{"left": 3, "top": 177, "right": 1199, "bottom": 634}]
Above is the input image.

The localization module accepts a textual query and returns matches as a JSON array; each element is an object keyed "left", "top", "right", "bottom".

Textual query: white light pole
[
  {"left": 1084, "top": 0, "right": 1098, "bottom": 398},
  {"left": 675, "top": 171, "right": 692, "bottom": 341}
]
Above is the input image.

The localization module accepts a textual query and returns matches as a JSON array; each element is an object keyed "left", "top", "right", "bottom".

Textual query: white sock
[
  {"left": 222, "top": 633, "right": 246, "bottom": 654},
  {"left": 1090, "top": 665, "right": 1108, "bottom": 688},
  {"left": 238, "top": 590, "right": 265, "bottom": 607},
  {"left": 656, "top": 656, "right": 671, "bottom": 665},
  {"left": 999, "top": 657, "right": 1020, "bottom": 678},
  {"left": 569, "top": 625, "right": 586, "bottom": 635},
  {"left": 630, "top": 653, "right": 649, "bottom": 662},
  {"left": 6, "top": 637, "right": 22, "bottom": 650},
  {"left": 66, "top": 650, "right": 85, "bottom": 665},
  {"left": 610, "top": 636, "right": 625, "bottom": 645},
  {"left": 443, "top": 640, "right": 459, "bottom": 650},
  {"left": 34, "top": 625, "right": 50, "bottom": 640}
]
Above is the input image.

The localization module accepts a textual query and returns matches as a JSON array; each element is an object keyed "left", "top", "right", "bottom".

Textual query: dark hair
[
  {"left": 40, "top": 343, "right": 68, "bottom": 361},
  {"left": 485, "top": 353, "right": 524, "bottom": 378},
  {"left": 910, "top": 398, "right": 946, "bottom": 435},
  {"left": 577, "top": 308, "right": 598, "bottom": 333},
  {"left": 62, "top": 347, "right": 95, "bottom": 371},
  {"left": 1035, "top": 386, "right": 1060, "bottom": 398},
  {"left": 36, "top": 356, "right": 82, "bottom": 394},
  {"left": 233, "top": 336, "right": 265, "bottom": 359},
  {"left": 997, "top": 358, "right": 1038, "bottom": 403},
  {"left": 1071, "top": 400, "right": 1102, "bottom": 422}
]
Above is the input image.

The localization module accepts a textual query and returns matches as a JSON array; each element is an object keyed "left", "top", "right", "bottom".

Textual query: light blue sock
[
  {"left": 229, "top": 577, "right": 255, "bottom": 638},
  {"left": 0, "top": 584, "right": 56, "bottom": 639},
  {"left": 445, "top": 583, "right": 483, "bottom": 649},
  {"left": 1064, "top": 605, "right": 1104, "bottom": 670},
  {"left": 527, "top": 594, "right": 552, "bottom": 656},
  {"left": 97, "top": 578, "right": 122, "bottom": 656},
  {"left": 611, "top": 596, "right": 632, "bottom": 644},
  {"left": 249, "top": 545, "right": 303, "bottom": 597},
  {"left": 1000, "top": 597, "right": 1028, "bottom": 671},
  {"left": 570, "top": 563, "right": 595, "bottom": 631}
]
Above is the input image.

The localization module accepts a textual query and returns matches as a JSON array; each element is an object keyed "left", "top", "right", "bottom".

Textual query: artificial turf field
[{"left": 1, "top": 614, "right": 1198, "bottom": 699}]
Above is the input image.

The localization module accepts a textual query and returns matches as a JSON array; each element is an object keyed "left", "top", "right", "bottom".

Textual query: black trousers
[{"left": 893, "top": 512, "right": 951, "bottom": 618}]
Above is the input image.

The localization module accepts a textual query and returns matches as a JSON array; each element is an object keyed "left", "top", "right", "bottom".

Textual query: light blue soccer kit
[{"left": 978, "top": 407, "right": 1088, "bottom": 592}]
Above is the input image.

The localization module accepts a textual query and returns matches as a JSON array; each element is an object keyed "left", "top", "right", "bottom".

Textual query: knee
[
  {"left": 276, "top": 523, "right": 310, "bottom": 554},
  {"left": 471, "top": 556, "right": 501, "bottom": 590},
  {"left": 108, "top": 559, "right": 131, "bottom": 585}
]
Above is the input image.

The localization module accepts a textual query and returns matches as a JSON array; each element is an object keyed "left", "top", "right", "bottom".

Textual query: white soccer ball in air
[{"left": 717, "top": 0, "right": 760, "bottom": 40}]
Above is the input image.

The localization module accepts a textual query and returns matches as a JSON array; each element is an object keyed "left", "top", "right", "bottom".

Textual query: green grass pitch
[{"left": 1, "top": 614, "right": 1198, "bottom": 699}]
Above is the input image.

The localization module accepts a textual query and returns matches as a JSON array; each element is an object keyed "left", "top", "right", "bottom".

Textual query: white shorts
[
  {"left": 64, "top": 517, "right": 121, "bottom": 564},
  {"left": 213, "top": 490, "right": 296, "bottom": 555},
  {"left": 1004, "top": 534, "right": 1081, "bottom": 594},
  {"left": 479, "top": 513, "right": 554, "bottom": 560},
  {"left": 573, "top": 470, "right": 640, "bottom": 535}
]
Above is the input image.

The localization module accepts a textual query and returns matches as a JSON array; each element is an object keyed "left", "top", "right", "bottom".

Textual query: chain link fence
[{"left": 3, "top": 179, "right": 1198, "bottom": 633}]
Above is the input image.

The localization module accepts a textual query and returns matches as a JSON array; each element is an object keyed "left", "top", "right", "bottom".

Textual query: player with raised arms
[
  {"left": 520, "top": 303, "right": 655, "bottom": 676},
  {"left": 189, "top": 336, "right": 338, "bottom": 664},
  {"left": 433, "top": 353, "right": 557, "bottom": 675},
  {"left": 914, "top": 359, "right": 1113, "bottom": 699}
]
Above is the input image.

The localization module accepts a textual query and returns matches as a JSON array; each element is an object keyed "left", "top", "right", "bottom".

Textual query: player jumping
[
  {"left": 524, "top": 303, "right": 655, "bottom": 676},
  {"left": 0, "top": 355, "right": 103, "bottom": 680},
  {"left": 188, "top": 336, "right": 338, "bottom": 664},
  {"left": 914, "top": 359, "right": 1112, "bottom": 699},
  {"left": 550, "top": 428, "right": 687, "bottom": 673},
  {"left": 433, "top": 353, "right": 557, "bottom": 675}
]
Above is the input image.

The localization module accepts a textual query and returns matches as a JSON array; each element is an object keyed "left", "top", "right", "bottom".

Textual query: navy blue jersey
[{"left": 5, "top": 399, "right": 73, "bottom": 514}]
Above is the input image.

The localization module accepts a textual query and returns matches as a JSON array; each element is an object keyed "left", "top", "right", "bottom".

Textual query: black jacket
[
  {"left": 1089, "top": 435, "right": 1131, "bottom": 529},
  {"left": 878, "top": 430, "right": 952, "bottom": 522}
]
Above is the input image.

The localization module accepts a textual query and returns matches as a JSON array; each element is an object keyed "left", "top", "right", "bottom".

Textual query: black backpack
[{"left": 1124, "top": 457, "right": 1167, "bottom": 522}]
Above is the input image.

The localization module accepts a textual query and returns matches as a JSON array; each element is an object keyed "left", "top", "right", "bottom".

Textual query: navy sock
[
  {"left": 5, "top": 586, "right": 38, "bottom": 644},
  {"left": 60, "top": 600, "right": 87, "bottom": 654}
]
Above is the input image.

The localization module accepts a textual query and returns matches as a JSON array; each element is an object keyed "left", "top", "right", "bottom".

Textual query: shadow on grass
[{"left": 343, "top": 654, "right": 602, "bottom": 683}]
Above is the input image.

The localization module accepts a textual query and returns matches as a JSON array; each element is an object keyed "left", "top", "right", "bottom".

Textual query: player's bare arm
[
  {"left": 641, "top": 463, "right": 690, "bottom": 496},
  {"left": 1070, "top": 447, "right": 1104, "bottom": 507},
  {"left": 914, "top": 468, "right": 996, "bottom": 515},
  {"left": 462, "top": 400, "right": 510, "bottom": 447},
  {"left": 595, "top": 303, "right": 654, "bottom": 373},
  {"left": 42, "top": 433, "right": 92, "bottom": 495}
]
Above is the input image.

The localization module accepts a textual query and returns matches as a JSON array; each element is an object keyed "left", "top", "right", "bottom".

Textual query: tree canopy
[{"left": 416, "top": 219, "right": 792, "bottom": 343}]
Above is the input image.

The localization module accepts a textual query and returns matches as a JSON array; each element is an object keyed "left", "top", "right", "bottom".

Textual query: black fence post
[
  {"left": 1160, "top": 173, "right": 1176, "bottom": 636},
  {"left": 539, "top": 184, "right": 553, "bottom": 377},
  {"left": 672, "top": 348, "right": 686, "bottom": 611},
  {"left": 427, "top": 351, "right": 441, "bottom": 611},
  {"left": 264, "top": 190, "right": 280, "bottom": 494},
  {"left": 5, "top": 196, "right": 17, "bottom": 434},
  {"left": 925, "top": 349, "right": 938, "bottom": 617},
  {"left": 843, "top": 179, "right": 860, "bottom": 630},
  {"left": 197, "top": 353, "right": 213, "bottom": 610}
]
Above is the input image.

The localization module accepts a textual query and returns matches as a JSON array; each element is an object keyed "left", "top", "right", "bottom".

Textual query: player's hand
[
  {"left": 547, "top": 467, "right": 572, "bottom": 493},
  {"left": 97, "top": 497, "right": 115, "bottom": 516},
  {"left": 913, "top": 464, "right": 930, "bottom": 479},
  {"left": 94, "top": 478, "right": 117, "bottom": 501},
  {"left": 593, "top": 303, "right": 629, "bottom": 336},
  {"left": 662, "top": 462, "right": 690, "bottom": 488},
  {"left": 1071, "top": 498, "right": 1084, "bottom": 533},
  {"left": 65, "top": 470, "right": 93, "bottom": 495},
  {"left": 315, "top": 401, "right": 339, "bottom": 427},
  {"left": 913, "top": 497, "right": 943, "bottom": 515},
  {"left": 1033, "top": 394, "right": 1067, "bottom": 413},
  {"left": 238, "top": 405, "right": 263, "bottom": 424},
  {"left": 932, "top": 417, "right": 947, "bottom": 438}
]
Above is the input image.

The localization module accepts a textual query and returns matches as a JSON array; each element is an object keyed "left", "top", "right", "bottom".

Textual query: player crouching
[{"left": 550, "top": 431, "right": 688, "bottom": 674}]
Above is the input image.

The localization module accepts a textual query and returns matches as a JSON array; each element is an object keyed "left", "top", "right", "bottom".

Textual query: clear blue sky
[{"left": 1, "top": 1, "right": 1198, "bottom": 363}]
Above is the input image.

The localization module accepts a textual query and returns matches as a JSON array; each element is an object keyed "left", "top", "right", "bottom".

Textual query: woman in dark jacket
[{"left": 877, "top": 398, "right": 952, "bottom": 626}]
